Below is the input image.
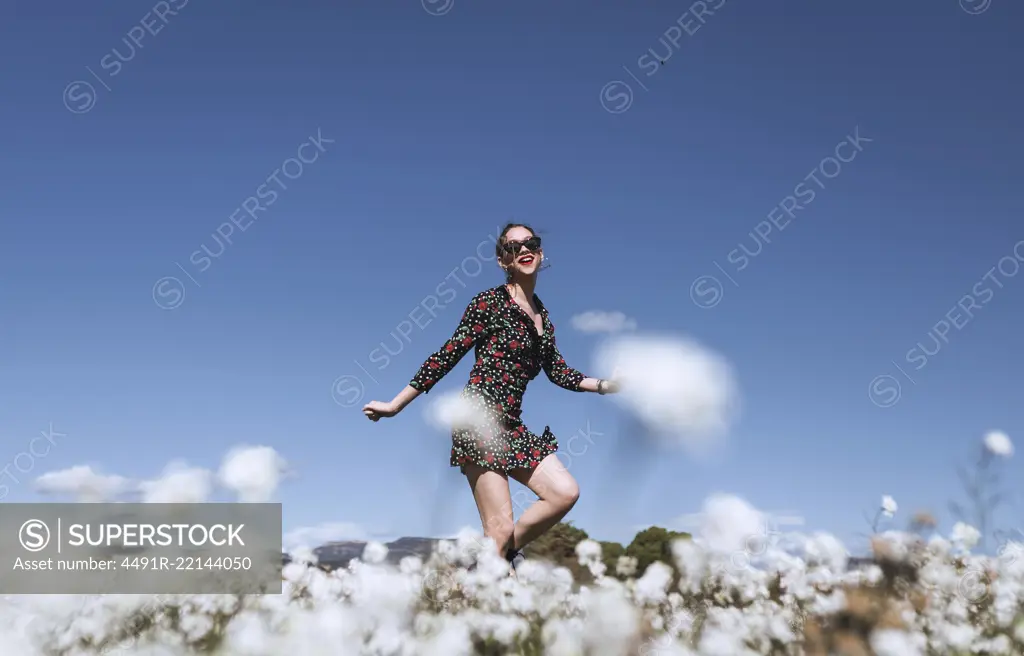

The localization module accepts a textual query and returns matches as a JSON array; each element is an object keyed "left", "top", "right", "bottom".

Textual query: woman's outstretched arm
[
  {"left": 577, "top": 377, "right": 618, "bottom": 394},
  {"left": 364, "top": 384, "right": 421, "bottom": 421},
  {"left": 541, "top": 331, "right": 588, "bottom": 392},
  {"left": 543, "top": 333, "right": 620, "bottom": 394},
  {"left": 408, "top": 293, "right": 492, "bottom": 394},
  {"left": 364, "top": 293, "right": 492, "bottom": 421}
]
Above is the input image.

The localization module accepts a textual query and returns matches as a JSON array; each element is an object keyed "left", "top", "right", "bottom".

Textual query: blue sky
[{"left": 2, "top": 0, "right": 1022, "bottom": 553}]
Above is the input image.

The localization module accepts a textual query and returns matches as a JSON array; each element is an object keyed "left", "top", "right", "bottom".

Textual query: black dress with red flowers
[{"left": 409, "top": 284, "right": 588, "bottom": 474}]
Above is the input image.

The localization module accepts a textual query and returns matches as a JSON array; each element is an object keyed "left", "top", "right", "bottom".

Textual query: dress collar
[
  {"left": 498, "top": 284, "right": 546, "bottom": 315},
  {"left": 498, "top": 284, "right": 549, "bottom": 337}
]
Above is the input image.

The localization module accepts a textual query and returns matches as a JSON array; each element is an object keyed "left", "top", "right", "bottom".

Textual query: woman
[{"left": 362, "top": 223, "right": 620, "bottom": 574}]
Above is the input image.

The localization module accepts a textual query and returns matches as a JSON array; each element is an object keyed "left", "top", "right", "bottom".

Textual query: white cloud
[
  {"left": 592, "top": 333, "right": 739, "bottom": 453},
  {"left": 571, "top": 311, "right": 638, "bottom": 334},
  {"left": 34, "top": 465, "right": 130, "bottom": 502},
  {"left": 218, "top": 445, "right": 288, "bottom": 503},
  {"left": 138, "top": 461, "right": 213, "bottom": 503}
]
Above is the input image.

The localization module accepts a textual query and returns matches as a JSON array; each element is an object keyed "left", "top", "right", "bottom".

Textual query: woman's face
[{"left": 501, "top": 226, "right": 543, "bottom": 279}]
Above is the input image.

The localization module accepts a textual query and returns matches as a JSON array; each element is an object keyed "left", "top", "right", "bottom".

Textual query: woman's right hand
[{"left": 363, "top": 400, "right": 399, "bottom": 422}]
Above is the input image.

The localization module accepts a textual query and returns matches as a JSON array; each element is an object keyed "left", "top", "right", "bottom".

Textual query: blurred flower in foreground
[
  {"left": 8, "top": 458, "right": 1024, "bottom": 654},
  {"left": 983, "top": 430, "right": 1013, "bottom": 458},
  {"left": 423, "top": 389, "right": 501, "bottom": 437},
  {"left": 697, "top": 493, "right": 764, "bottom": 555},
  {"left": 909, "top": 511, "right": 937, "bottom": 535},
  {"left": 616, "top": 555, "right": 638, "bottom": 577},
  {"left": 881, "top": 496, "right": 898, "bottom": 518},
  {"left": 592, "top": 333, "right": 739, "bottom": 454},
  {"left": 951, "top": 522, "right": 981, "bottom": 551}
]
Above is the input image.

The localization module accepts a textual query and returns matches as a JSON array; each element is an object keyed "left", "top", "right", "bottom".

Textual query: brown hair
[
  {"left": 495, "top": 222, "right": 543, "bottom": 282},
  {"left": 494, "top": 222, "right": 537, "bottom": 259}
]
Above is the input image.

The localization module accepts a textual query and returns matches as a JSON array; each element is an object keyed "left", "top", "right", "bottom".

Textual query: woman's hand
[
  {"left": 363, "top": 400, "right": 399, "bottom": 422},
  {"left": 604, "top": 367, "right": 624, "bottom": 394}
]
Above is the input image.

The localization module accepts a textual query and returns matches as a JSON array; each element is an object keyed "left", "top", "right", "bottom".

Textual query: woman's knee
[
  {"left": 553, "top": 480, "right": 580, "bottom": 510},
  {"left": 532, "top": 461, "right": 580, "bottom": 509},
  {"left": 536, "top": 476, "right": 579, "bottom": 511}
]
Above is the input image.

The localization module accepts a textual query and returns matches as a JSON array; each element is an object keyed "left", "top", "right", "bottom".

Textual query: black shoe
[{"left": 505, "top": 547, "right": 525, "bottom": 571}]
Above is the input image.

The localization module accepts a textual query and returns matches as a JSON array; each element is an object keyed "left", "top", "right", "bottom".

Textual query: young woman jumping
[{"left": 362, "top": 223, "right": 620, "bottom": 574}]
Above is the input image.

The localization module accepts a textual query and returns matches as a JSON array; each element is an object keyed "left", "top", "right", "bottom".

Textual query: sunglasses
[{"left": 501, "top": 236, "right": 542, "bottom": 255}]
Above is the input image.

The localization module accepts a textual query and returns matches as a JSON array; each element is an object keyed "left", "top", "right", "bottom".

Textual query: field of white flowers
[
  {"left": 2, "top": 484, "right": 1023, "bottom": 656},
  {"left": 1, "top": 336, "right": 1019, "bottom": 654}
]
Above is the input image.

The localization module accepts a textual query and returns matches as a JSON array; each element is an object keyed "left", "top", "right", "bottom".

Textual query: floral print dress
[{"left": 409, "top": 284, "right": 587, "bottom": 474}]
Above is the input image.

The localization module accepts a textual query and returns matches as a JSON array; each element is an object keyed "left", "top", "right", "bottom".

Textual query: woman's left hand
[{"left": 604, "top": 367, "right": 624, "bottom": 393}]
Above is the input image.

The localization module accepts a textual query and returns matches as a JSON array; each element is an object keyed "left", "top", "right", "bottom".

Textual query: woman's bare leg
[
  {"left": 463, "top": 463, "right": 516, "bottom": 559},
  {"left": 507, "top": 453, "right": 580, "bottom": 551}
]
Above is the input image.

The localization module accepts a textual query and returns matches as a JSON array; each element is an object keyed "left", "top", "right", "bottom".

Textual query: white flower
[
  {"left": 983, "top": 430, "right": 1013, "bottom": 457},
  {"left": 17, "top": 451, "right": 1024, "bottom": 656},
  {"left": 616, "top": 556, "right": 638, "bottom": 577},
  {"left": 575, "top": 539, "right": 603, "bottom": 563},
  {"left": 696, "top": 493, "right": 764, "bottom": 554},
  {"left": 361, "top": 541, "right": 389, "bottom": 564},
  {"left": 951, "top": 522, "right": 981, "bottom": 551},
  {"left": 424, "top": 390, "right": 501, "bottom": 436},
  {"left": 592, "top": 334, "right": 739, "bottom": 454},
  {"left": 871, "top": 628, "right": 923, "bottom": 656},
  {"left": 881, "top": 495, "right": 898, "bottom": 517}
]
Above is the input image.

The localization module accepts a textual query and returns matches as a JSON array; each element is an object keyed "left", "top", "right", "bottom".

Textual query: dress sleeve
[
  {"left": 409, "top": 293, "right": 491, "bottom": 393},
  {"left": 542, "top": 328, "right": 587, "bottom": 392}
]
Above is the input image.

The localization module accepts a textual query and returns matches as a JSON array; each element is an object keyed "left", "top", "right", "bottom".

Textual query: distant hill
[
  {"left": 283, "top": 537, "right": 441, "bottom": 570},
  {"left": 280, "top": 528, "right": 880, "bottom": 574}
]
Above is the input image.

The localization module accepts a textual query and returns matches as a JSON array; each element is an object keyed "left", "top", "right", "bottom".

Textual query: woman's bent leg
[
  {"left": 507, "top": 454, "right": 580, "bottom": 551},
  {"left": 463, "top": 463, "right": 515, "bottom": 557}
]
